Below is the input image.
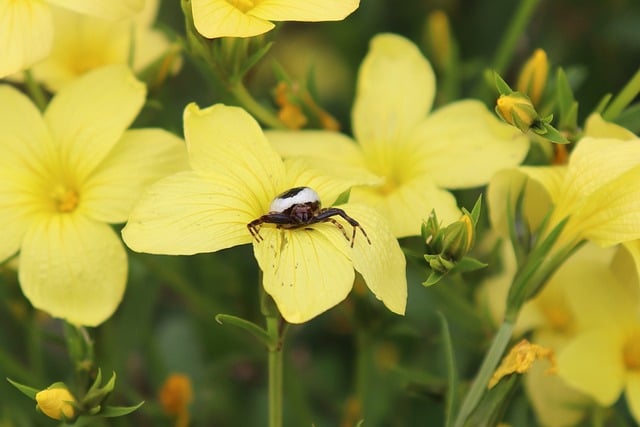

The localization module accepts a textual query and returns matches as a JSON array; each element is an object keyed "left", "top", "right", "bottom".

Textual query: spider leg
[
  {"left": 247, "top": 221, "right": 264, "bottom": 242},
  {"left": 315, "top": 208, "right": 372, "bottom": 247},
  {"left": 323, "top": 217, "right": 352, "bottom": 244}
]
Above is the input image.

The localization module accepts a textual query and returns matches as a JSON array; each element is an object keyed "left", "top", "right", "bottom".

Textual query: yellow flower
[
  {"left": 267, "top": 33, "right": 529, "bottom": 238},
  {"left": 488, "top": 339, "right": 555, "bottom": 389},
  {"left": 0, "top": 65, "right": 188, "bottom": 326},
  {"left": 0, "top": 0, "right": 144, "bottom": 77},
  {"left": 23, "top": 0, "right": 175, "bottom": 92},
  {"left": 35, "top": 385, "right": 76, "bottom": 420},
  {"left": 190, "top": 0, "right": 359, "bottom": 39},
  {"left": 556, "top": 245, "right": 640, "bottom": 423},
  {"left": 122, "top": 104, "right": 407, "bottom": 323}
]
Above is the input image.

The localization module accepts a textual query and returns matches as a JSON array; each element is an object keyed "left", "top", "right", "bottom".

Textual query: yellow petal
[
  {"left": 249, "top": 0, "right": 359, "bottom": 22},
  {"left": 82, "top": 129, "right": 188, "bottom": 224},
  {"left": 0, "top": 86, "right": 53, "bottom": 261},
  {"left": 342, "top": 204, "right": 407, "bottom": 315},
  {"left": 191, "top": 0, "right": 274, "bottom": 38},
  {"left": 184, "top": 103, "right": 284, "bottom": 211},
  {"left": 519, "top": 165, "right": 567, "bottom": 205},
  {"left": 573, "top": 164, "right": 640, "bottom": 246},
  {"left": 267, "top": 130, "right": 381, "bottom": 185},
  {"left": 19, "top": 214, "right": 127, "bottom": 326},
  {"left": 410, "top": 100, "right": 529, "bottom": 189},
  {"left": 122, "top": 171, "right": 254, "bottom": 255},
  {"left": 44, "top": 65, "right": 146, "bottom": 181},
  {"left": 584, "top": 113, "right": 637, "bottom": 140},
  {"left": 625, "top": 372, "right": 640, "bottom": 424},
  {"left": 352, "top": 174, "right": 460, "bottom": 238},
  {"left": 557, "top": 328, "right": 625, "bottom": 406},
  {"left": 254, "top": 225, "right": 354, "bottom": 323},
  {"left": 47, "top": 0, "right": 144, "bottom": 19},
  {"left": 0, "top": 0, "right": 52, "bottom": 77},
  {"left": 353, "top": 33, "right": 435, "bottom": 151}
]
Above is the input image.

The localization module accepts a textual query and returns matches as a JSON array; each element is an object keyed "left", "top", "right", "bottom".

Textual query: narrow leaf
[
  {"left": 6, "top": 378, "right": 39, "bottom": 399},
  {"left": 98, "top": 401, "right": 145, "bottom": 418},
  {"left": 215, "top": 314, "right": 274, "bottom": 348},
  {"left": 437, "top": 312, "right": 458, "bottom": 427},
  {"left": 494, "top": 72, "right": 513, "bottom": 95}
]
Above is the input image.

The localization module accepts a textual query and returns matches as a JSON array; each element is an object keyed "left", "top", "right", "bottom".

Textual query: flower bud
[
  {"left": 159, "top": 374, "right": 193, "bottom": 417},
  {"left": 441, "top": 213, "right": 474, "bottom": 261},
  {"left": 36, "top": 385, "right": 76, "bottom": 421},
  {"left": 517, "top": 49, "right": 549, "bottom": 106},
  {"left": 495, "top": 93, "right": 539, "bottom": 133},
  {"left": 425, "top": 10, "right": 452, "bottom": 71}
]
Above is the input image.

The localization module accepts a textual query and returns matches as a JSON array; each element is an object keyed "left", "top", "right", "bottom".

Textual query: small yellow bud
[
  {"left": 426, "top": 10, "right": 452, "bottom": 70},
  {"left": 274, "top": 82, "right": 308, "bottom": 130},
  {"left": 495, "top": 93, "right": 538, "bottom": 132},
  {"left": 159, "top": 374, "right": 193, "bottom": 417},
  {"left": 35, "top": 386, "right": 76, "bottom": 421},
  {"left": 517, "top": 49, "right": 549, "bottom": 106}
]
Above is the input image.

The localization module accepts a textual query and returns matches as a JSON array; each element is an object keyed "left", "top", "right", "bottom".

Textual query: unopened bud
[
  {"left": 441, "top": 213, "right": 474, "bottom": 262},
  {"left": 495, "top": 93, "right": 538, "bottom": 133},
  {"left": 36, "top": 385, "right": 76, "bottom": 421},
  {"left": 426, "top": 10, "right": 452, "bottom": 70},
  {"left": 517, "top": 49, "right": 549, "bottom": 106}
]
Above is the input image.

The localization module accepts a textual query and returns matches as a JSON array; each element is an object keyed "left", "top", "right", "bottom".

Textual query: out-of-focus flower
[
  {"left": 35, "top": 384, "right": 77, "bottom": 421},
  {"left": 23, "top": 0, "right": 176, "bottom": 92},
  {"left": 190, "top": 0, "right": 359, "bottom": 39},
  {"left": 517, "top": 49, "right": 549, "bottom": 106},
  {"left": 0, "top": 65, "right": 188, "bottom": 326},
  {"left": 267, "top": 33, "right": 529, "bottom": 238},
  {"left": 122, "top": 103, "right": 407, "bottom": 323},
  {"left": 160, "top": 374, "right": 193, "bottom": 427},
  {"left": 425, "top": 10, "right": 453, "bottom": 71},
  {"left": 0, "top": 0, "right": 144, "bottom": 77}
]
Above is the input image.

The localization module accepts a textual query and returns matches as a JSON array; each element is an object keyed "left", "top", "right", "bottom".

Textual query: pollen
[
  {"left": 51, "top": 186, "right": 79, "bottom": 213},
  {"left": 622, "top": 328, "right": 640, "bottom": 371}
]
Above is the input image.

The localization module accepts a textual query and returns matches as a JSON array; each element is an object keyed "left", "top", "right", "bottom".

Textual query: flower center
[
  {"left": 51, "top": 185, "right": 79, "bottom": 213},
  {"left": 227, "top": 0, "right": 257, "bottom": 12},
  {"left": 623, "top": 328, "right": 640, "bottom": 371}
]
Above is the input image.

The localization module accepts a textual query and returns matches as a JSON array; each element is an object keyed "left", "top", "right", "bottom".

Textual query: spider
[{"left": 247, "top": 186, "right": 371, "bottom": 248}]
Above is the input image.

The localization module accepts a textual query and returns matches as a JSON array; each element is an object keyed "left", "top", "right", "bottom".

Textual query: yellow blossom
[
  {"left": 35, "top": 385, "right": 76, "bottom": 420},
  {"left": 0, "top": 65, "right": 188, "bottom": 326},
  {"left": 190, "top": 0, "right": 359, "bottom": 39},
  {"left": 22, "top": 0, "right": 176, "bottom": 92},
  {"left": 0, "top": 0, "right": 144, "bottom": 77},
  {"left": 122, "top": 103, "right": 407, "bottom": 323},
  {"left": 266, "top": 33, "right": 529, "bottom": 238}
]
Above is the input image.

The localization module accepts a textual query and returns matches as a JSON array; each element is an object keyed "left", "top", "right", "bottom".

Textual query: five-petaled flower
[
  {"left": 190, "top": 0, "right": 360, "bottom": 39},
  {"left": 266, "top": 33, "right": 529, "bottom": 238},
  {"left": 0, "top": 65, "right": 188, "bottom": 326},
  {"left": 0, "top": 0, "right": 144, "bottom": 77},
  {"left": 122, "top": 103, "right": 407, "bottom": 323}
]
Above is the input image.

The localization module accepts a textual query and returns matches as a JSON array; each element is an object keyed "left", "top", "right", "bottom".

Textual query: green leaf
[
  {"left": 6, "top": 378, "right": 39, "bottom": 399},
  {"left": 464, "top": 375, "right": 519, "bottom": 427},
  {"left": 98, "top": 401, "right": 145, "bottom": 418},
  {"left": 437, "top": 312, "right": 458, "bottom": 427},
  {"left": 452, "top": 257, "right": 488, "bottom": 274},
  {"left": 465, "top": 195, "right": 482, "bottom": 226},
  {"left": 215, "top": 313, "right": 274, "bottom": 349},
  {"left": 538, "top": 123, "right": 569, "bottom": 144},
  {"left": 332, "top": 188, "right": 351, "bottom": 206},
  {"left": 615, "top": 102, "right": 640, "bottom": 133},
  {"left": 237, "top": 41, "right": 273, "bottom": 79},
  {"left": 593, "top": 93, "right": 613, "bottom": 115}
]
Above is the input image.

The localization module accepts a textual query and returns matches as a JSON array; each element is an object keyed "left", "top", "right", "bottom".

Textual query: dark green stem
[
  {"left": 23, "top": 69, "right": 47, "bottom": 111},
  {"left": 603, "top": 67, "right": 640, "bottom": 121},
  {"left": 267, "top": 316, "right": 284, "bottom": 427},
  {"left": 228, "top": 81, "right": 286, "bottom": 129}
]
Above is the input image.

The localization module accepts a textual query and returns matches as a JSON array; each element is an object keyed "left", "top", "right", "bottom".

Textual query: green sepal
[
  {"left": 453, "top": 257, "right": 488, "bottom": 274},
  {"left": 6, "top": 378, "right": 39, "bottom": 400},
  {"left": 98, "top": 401, "right": 145, "bottom": 418},
  {"left": 494, "top": 72, "right": 513, "bottom": 95},
  {"left": 236, "top": 41, "right": 273, "bottom": 80},
  {"left": 465, "top": 195, "right": 482, "bottom": 226},
  {"left": 215, "top": 313, "right": 274, "bottom": 349},
  {"left": 423, "top": 270, "right": 445, "bottom": 287},
  {"left": 538, "top": 123, "right": 569, "bottom": 144},
  {"left": 83, "top": 370, "right": 116, "bottom": 409},
  {"left": 332, "top": 188, "right": 352, "bottom": 206},
  {"left": 593, "top": 93, "right": 613, "bottom": 115}
]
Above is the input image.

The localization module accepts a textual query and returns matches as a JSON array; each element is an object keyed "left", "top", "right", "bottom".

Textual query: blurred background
[{"left": 1, "top": 0, "right": 639, "bottom": 425}]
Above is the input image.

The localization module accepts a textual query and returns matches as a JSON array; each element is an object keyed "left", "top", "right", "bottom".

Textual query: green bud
[{"left": 441, "top": 213, "right": 474, "bottom": 262}]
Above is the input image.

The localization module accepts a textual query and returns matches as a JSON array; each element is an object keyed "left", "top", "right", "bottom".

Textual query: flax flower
[
  {"left": 267, "top": 33, "right": 529, "bottom": 238},
  {"left": 0, "top": 65, "right": 187, "bottom": 326},
  {"left": 122, "top": 103, "right": 406, "bottom": 323},
  {"left": 190, "top": 0, "right": 359, "bottom": 39},
  {"left": 24, "top": 0, "right": 174, "bottom": 92},
  {"left": 556, "top": 245, "right": 640, "bottom": 423},
  {"left": 0, "top": 0, "right": 143, "bottom": 78}
]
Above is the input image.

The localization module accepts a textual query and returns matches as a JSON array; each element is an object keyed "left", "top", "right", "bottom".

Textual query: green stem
[
  {"left": 23, "top": 69, "right": 47, "bottom": 111},
  {"left": 452, "top": 321, "right": 515, "bottom": 427},
  {"left": 603, "top": 67, "right": 640, "bottom": 121},
  {"left": 228, "top": 81, "right": 286, "bottom": 129},
  {"left": 267, "top": 316, "right": 284, "bottom": 427}
]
